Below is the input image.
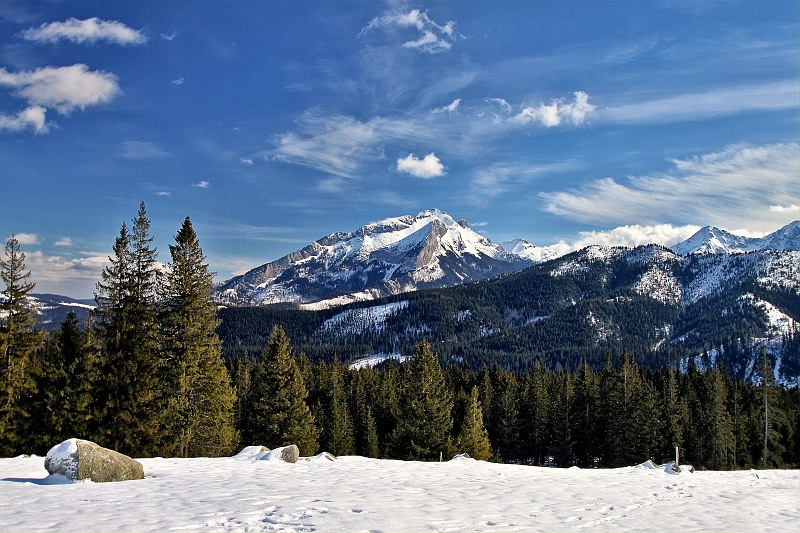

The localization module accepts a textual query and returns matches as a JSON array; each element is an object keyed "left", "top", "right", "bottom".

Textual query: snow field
[{"left": 1, "top": 454, "right": 798, "bottom": 532}]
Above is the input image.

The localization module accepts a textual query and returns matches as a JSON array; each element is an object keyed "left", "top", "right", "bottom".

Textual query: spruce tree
[
  {"left": 319, "top": 357, "right": 355, "bottom": 456},
  {"left": 93, "top": 203, "right": 166, "bottom": 456},
  {"left": 455, "top": 386, "right": 492, "bottom": 461},
  {"left": 570, "top": 360, "right": 600, "bottom": 467},
  {"left": 389, "top": 340, "right": 453, "bottom": 461},
  {"left": 351, "top": 369, "right": 379, "bottom": 458},
  {"left": 0, "top": 236, "right": 43, "bottom": 455},
  {"left": 518, "top": 362, "right": 550, "bottom": 465},
  {"left": 248, "top": 326, "right": 318, "bottom": 455},
  {"left": 161, "top": 217, "right": 237, "bottom": 457}
]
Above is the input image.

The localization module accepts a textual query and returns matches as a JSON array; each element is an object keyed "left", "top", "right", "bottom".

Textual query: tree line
[
  {"left": 1, "top": 203, "right": 236, "bottom": 458},
  {"left": 1, "top": 204, "right": 798, "bottom": 468}
]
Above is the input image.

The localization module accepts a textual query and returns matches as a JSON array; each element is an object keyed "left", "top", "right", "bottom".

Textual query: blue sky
[{"left": 1, "top": 0, "right": 797, "bottom": 298}]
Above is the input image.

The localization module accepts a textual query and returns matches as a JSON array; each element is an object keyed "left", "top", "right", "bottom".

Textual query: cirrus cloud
[
  {"left": 396, "top": 153, "right": 445, "bottom": 178},
  {"left": 21, "top": 17, "right": 146, "bottom": 46},
  {"left": 361, "top": 9, "right": 457, "bottom": 54},
  {"left": 541, "top": 143, "right": 800, "bottom": 233}
]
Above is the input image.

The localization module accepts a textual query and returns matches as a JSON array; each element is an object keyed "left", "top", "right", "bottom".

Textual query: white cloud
[
  {"left": 24, "top": 250, "right": 109, "bottom": 298},
  {"left": 571, "top": 224, "right": 701, "bottom": 249},
  {"left": 239, "top": 158, "right": 254, "bottom": 165},
  {"left": 361, "top": 9, "right": 457, "bottom": 54},
  {"left": 432, "top": 98, "right": 461, "bottom": 114},
  {"left": 160, "top": 32, "right": 177, "bottom": 41},
  {"left": 8, "top": 233, "right": 39, "bottom": 245},
  {"left": 156, "top": 191, "right": 171, "bottom": 196},
  {"left": 119, "top": 141, "right": 171, "bottom": 160},
  {"left": 170, "top": 76, "right": 185, "bottom": 86},
  {"left": 0, "top": 105, "right": 47, "bottom": 133},
  {"left": 54, "top": 237, "right": 74, "bottom": 247},
  {"left": 270, "top": 112, "right": 380, "bottom": 178},
  {"left": 0, "top": 64, "right": 119, "bottom": 115},
  {"left": 193, "top": 180, "right": 210, "bottom": 189},
  {"left": 600, "top": 80, "right": 798, "bottom": 124},
  {"left": 513, "top": 91, "right": 596, "bottom": 127},
  {"left": 487, "top": 98, "right": 512, "bottom": 114},
  {"left": 21, "top": 17, "right": 146, "bottom": 45},
  {"left": 396, "top": 153, "right": 445, "bottom": 178},
  {"left": 541, "top": 143, "right": 800, "bottom": 233},
  {"left": 769, "top": 204, "right": 799, "bottom": 214}
]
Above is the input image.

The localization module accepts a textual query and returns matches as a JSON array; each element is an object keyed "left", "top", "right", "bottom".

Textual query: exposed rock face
[{"left": 44, "top": 439, "right": 144, "bottom": 482}]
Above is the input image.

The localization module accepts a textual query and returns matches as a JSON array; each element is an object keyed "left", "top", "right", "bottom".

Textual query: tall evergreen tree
[
  {"left": 455, "top": 386, "right": 492, "bottom": 461},
  {"left": 30, "top": 311, "right": 95, "bottom": 451},
  {"left": 0, "top": 236, "right": 43, "bottom": 455},
  {"left": 389, "top": 340, "right": 453, "bottom": 460},
  {"left": 93, "top": 203, "right": 166, "bottom": 456},
  {"left": 248, "top": 326, "right": 318, "bottom": 455},
  {"left": 161, "top": 217, "right": 237, "bottom": 457},
  {"left": 757, "top": 346, "right": 787, "bottom": 468},
  {"left": 317, "top": 357, "right": 355, "bottom": 456},
  {"left": 705, "top": 366, "right": 734, "bottom": 469},
  {"left": 518, "top": 362, "right": 551, "bottom": 465},
  {"left": 350, "top": 370, "right": 380, "bottom": 458},
  {"left": 570, "top": 360, "right": 600, "bottom": 467}
]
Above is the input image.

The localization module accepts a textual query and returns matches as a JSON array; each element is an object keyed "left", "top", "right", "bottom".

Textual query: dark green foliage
[
  {"left": 0, "top": 236, "right": 44, "bottom": 455},
  {"left": 389, "top": 340, "right": 453, "bottom": 460},
  {"left": 247, "top": 326, "right": 319, "bottom": 455},
  {"left": 93, "top": 203, "right": 167, "bottom": 457},
  {"left": 455, "top": 386, "right": 492, "bottom": 460},
  {"left": 161, "top": 217, "right": 238, "bottom": 457}
]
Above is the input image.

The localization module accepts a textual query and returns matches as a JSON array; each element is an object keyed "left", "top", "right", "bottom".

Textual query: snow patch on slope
[{"left": 318, "top": 301, "right": 409, "bottom": 336}]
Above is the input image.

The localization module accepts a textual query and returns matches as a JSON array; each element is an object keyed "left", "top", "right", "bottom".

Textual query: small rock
[{"left": 45, "top": 439, "right": 144, "bottom": 483}]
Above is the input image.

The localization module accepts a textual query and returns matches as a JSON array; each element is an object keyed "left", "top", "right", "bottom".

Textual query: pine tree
[
  {"left": 548, "top": 372, "right": 574, "bottom": 467},
  {"left": 518, "top": 362, "right": 550, "bottom": 465},
  {"left": 317, "top": 357, "right": 355, "bottom": 456},
  {"left": 757, "top": 346, "right": 787, "bottom": 468},
  {"left": 161, "top": 217, "right": 237, "bottom": 457},
  {"left": 706, "top": 365, "right": 734, "bottom": 469},
  {"left": 351, "top": 369, "right": 380, "bottom": 458},
  {"left": 455, "top": 386, "right": 492, "bottom": 461},
  {"left": 233, "top": 354, "right": 253, "bottom": 446},
  {"left": 248, "top": 326, "right": 318, "bottom": 455},
  {"left": 31, "top": 311, "right": 91, "bottom": 451},
  {"left": 486, "top": 365, "right": 519, "bottom": 462},
  {"left": 93, "top": 203, "right": 166, "bottom": 456},
  {"left": 570, "top": 360, "right": 600, "bottom": 467},
  {"left": 0, "top": 236, "right": 43, "bottom": 455},
  {"left": 389, "top": 340, "right": 453, "bottom": 461}
]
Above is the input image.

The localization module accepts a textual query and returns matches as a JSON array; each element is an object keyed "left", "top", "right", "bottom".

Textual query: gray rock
[
  {"left": 279, "top": 444, "right": 299, "bottom": 463},
  {"left": 44, "top": 439, "right": 144, "bottom": 482}
]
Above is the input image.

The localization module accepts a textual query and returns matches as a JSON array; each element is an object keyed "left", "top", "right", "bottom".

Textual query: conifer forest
[{"left": 1, "top": 204, "right": 798, "bottom": 470}]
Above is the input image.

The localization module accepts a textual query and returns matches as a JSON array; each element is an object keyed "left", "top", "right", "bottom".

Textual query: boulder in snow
[
  {"left": 44, "top": 439, "right": 144, "bottom": 482},
  {"left": 259, "top": 445, "right": 299, "bottom": 463}
]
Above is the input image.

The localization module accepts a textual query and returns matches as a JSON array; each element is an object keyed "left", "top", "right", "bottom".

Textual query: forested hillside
[{"left": 218, "top": 245, "right": 800, "bottom": 382}]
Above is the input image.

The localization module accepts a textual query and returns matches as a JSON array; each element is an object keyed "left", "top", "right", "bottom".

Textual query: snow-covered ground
[{"left": 1, "top": 454, "right": 797, "bottom": 532}]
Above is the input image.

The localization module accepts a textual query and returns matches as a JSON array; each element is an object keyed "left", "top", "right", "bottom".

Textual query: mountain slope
[{"left": 215, "top": 209, "right": 532, "bottom": 307}]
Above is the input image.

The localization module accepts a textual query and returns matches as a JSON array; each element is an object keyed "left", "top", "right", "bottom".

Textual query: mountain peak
[
  {"left": 216, "top": 209, "right": 533, "bottom": 308},
  {"left": 671, "top": 220, "right": 799, "bottom": 255}
]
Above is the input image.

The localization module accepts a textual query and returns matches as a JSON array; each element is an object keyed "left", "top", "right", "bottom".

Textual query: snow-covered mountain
[
  {"left": 215, "top": 209, "right": 533, "bottom": 308},
  {"left": 671, "top": 220, "right": 799, "bottom": 255},
  {"left": 216, "top": 214, "right": 799, "bottom": 309}
]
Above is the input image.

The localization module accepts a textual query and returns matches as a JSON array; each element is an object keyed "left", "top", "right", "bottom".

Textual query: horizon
[{"left": 1, "top": 1, "right": 798, "bottom": 298}]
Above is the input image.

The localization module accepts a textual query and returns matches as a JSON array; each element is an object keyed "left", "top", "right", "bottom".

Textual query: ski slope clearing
[{"left": 1, "top": 454, "right": 797, "bottom": 532}]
